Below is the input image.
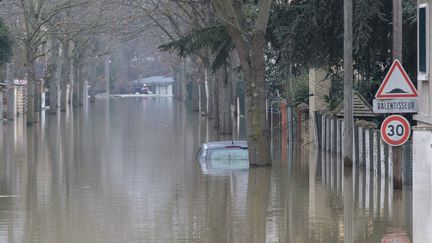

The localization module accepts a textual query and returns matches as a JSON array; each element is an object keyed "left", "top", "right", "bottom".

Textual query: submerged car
[{"left": 196, "top": 141, "right": 249, "bottom": 174}]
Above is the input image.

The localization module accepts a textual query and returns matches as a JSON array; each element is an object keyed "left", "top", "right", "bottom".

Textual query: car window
[
  {"left": 206, "top": 148, "right": 249, "bottom": 170},
  {"left": 206, "top": 149, "right": 248, "bottom": 160}
]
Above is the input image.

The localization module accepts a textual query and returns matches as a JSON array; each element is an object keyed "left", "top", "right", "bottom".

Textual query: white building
[{"left": 413, "top": 2, "right": 432, "bottom": 242}]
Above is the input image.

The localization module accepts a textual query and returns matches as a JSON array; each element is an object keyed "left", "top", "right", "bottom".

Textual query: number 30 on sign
[{"left": 380, "top": 115, "right": 411, "bottom": 146}]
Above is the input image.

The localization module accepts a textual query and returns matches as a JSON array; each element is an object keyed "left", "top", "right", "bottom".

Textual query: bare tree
[{"left": 2, "top": 0, "right": 88, "bottom": 123}]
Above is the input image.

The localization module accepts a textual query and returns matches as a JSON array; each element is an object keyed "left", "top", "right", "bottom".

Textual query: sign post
[
  {"left": 380, "top": 115, "right": 411, "bottom": 146},
  {"left": 374, "top": 59, "right": 418, "bottom": 190}
]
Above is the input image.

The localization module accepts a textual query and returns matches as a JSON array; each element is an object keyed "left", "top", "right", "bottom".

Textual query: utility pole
[
  {"left": 343, "top": 0, "right": 354, "bottom": 167},
  {"left": 393, "top": 0, "right": 403, "bottom": 189},
  {"left": 6, "top": 63, "right": 14, "bottom": 120}
]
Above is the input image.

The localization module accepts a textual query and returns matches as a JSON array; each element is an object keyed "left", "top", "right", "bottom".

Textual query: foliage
[
  {"left": 291, "top": 73, "right": 310, "bottom": 106},
  {"left": 267, "top": 0, "right": 417, "bottom": 107},
  {"left": 0, "top": 19, "right": 12, "bottom": 65},
  {"left": 160, "top": 0, "right": 417, "bottom": 109},
  {"left": 158, "top": 24, "right": 233, "bottom": 70}
]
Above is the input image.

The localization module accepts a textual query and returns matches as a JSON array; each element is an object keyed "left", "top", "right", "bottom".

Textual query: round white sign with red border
[{"left": 380, "top": 115, "right": 411, "bottom": 146}]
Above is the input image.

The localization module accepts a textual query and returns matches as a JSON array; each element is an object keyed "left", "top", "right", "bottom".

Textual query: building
[{"left": 413, "top": 2, "right": 432, "bottom": 242}]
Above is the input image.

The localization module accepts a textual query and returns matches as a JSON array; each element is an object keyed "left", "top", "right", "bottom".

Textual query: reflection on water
[{"left": 0, "top": 98, "right": 413, "bottom": 242}]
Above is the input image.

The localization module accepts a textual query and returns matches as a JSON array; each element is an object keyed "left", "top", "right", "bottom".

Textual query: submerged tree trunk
[
  {"left": 105, "top": 56, "right": 110, "bottom": 95},
  {"left": 47, "top": 38, "right": 60, "bottom": 114},
  {"left": 207, "top": 68, "right": 214, "bottom": 119},
  {"left": 25, "top": 42, "right": 36, "bottom": 124},
  {"left": 243, "top": 47, "right": 271, "bottom": 166},
  {"left": 173, "top": 63, "right": 183, "bottom": 100},
  {"left": 78, "top": 63, "right": 85, "bottom": 106},
  {"left": 212, "top": 69, "right": 220, "bottom": 128},
  {"left": 72, "top": 58, "right": 80, "bottom": 107},
  {"left": 181, "top": 58, "right": 187, "bottom": 101},
  {"left": 199, "top": 79, "right": 207, "bottom": 116},
  {"left": 212, "top": 0, "right": 273, "bottom": 166},
  {"left": 218, "top": 65, "right": 232, "bottom": 134},
  {"left": 60, "top": 41, "right": 71, "bottom": 111},
  {"left": 69, "top": 60, "right": 75, "bottom": 105},
  {"left": 6, "top": 63, "right": 14, "bottom": 120},
  {"left": 191, "top": 79, "right": 199, "bottom": 112},
  {"left": 89, "top": 58, "right": 96, "bottom": 103}
]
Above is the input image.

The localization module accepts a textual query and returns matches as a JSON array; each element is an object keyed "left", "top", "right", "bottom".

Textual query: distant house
[{"left": 133, "top": 76, "right": 174, "bottom": 96}]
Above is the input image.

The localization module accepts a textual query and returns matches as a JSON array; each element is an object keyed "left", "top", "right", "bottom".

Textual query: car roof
[{"left": 203, "top": 140, "right": 248, "bottom": 149}]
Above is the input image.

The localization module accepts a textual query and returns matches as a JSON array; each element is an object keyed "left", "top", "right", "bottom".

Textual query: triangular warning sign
[{"left": 375, "top": 59, "right": 418, "bottom": 99}]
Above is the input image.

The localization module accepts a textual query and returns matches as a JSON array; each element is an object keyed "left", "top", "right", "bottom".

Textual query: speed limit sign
[{"left": 380, "top": 115, "right": 411, "bottom": 146}]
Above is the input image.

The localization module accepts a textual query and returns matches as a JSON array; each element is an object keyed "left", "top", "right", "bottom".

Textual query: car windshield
[{"left": 205, "top": 148, "right": 249, "bottom": 170}]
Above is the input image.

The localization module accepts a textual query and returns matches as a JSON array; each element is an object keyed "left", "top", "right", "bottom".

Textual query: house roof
[
  {"left": 332, "top": 91, "right": 377, "bottom": 118},
  {"left": 140, "top": 76, "right": 174, "bottom": 84}
]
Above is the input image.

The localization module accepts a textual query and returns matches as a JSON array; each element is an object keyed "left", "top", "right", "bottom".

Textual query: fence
[
  {"left": 313, "top": 111, "right": 413, "bottom": 186},
  {"left": 15, "top": 86, "right": 27, "bottom": 116}
]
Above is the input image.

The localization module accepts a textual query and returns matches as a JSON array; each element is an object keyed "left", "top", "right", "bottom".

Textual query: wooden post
[
  {"left": 343, "top": 0, "right": 354, "bottom": 167},
  {"left": 313, "top": 112, "right": 321, "bottom": 148},
  {"left": 380, "top": 137, "right": 386, "bottom": 176},
  {"left": 365, "top": 128, "right": 372, "bottom": 171},
  {"left": 354, "top": 126, "right": 359, "bottom": 167},
  {"left": 336, "top": 119, "right": 342, "bottom": 156},
  {"left": 373, "top": 130, "right": 380, "bottom": 175},
  {"left": 6, "top": 63, "right": 14, "bottom": 120},
  {"left": 332, "top": 118, "right": 337, "bottom": 154},
  {"left": 358, "top": 127, "right": 364, "bottom": 167},
  {"left": 388, "top": 146, "right": 394, "bottom": 179},
  {"left": 321, "top": 114, "right": 326, "bottom": 149},
  {"left": 0, "top": 88, "right": 3, "bottom": 119},
  {"left": 365, "top": 129, "right": 371, "bottom": 209},
  {"left": 326, "top": 116, "right": 331, "bottom": 152},
  {"left": 392, "top": 0, "right": 403, "bottom": 189}
]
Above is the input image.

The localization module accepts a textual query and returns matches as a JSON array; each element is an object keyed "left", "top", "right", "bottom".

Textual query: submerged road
[{"left": 0, "top": 98, "right": 412, "bottom": 242}]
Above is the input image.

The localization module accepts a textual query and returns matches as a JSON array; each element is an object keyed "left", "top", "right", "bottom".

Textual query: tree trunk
[
  {"left": 47, "top": 39, "right": 59, "bottom": 114},
  {"left": 6, "top": 63, "right": 14, "bottom": 120},
  {"left": 213, "top": 69, "right": 220, "bottom": 128},
  {"left": 181, "top": 58, "right": 187, "bottom": 101},
  {"left": 191, "top": 79, "right": 199, "bottom": 112},
  {"left": 219, "top": 65, "right": 233, "bottom": 134},
  {"left": 78, "top": 63, "right": 85, "bottom": 106},
  {"left": 173, "top": 63, "right": 182, "bottom": 100},
  {"left": 72, "top": 59, "right": 80, "bottom": 108},
  {"left": 211, "top": 0, "right": 273, "bottom": 166},
  {"left": 199, "top": 78, "right": 207, "bottom": 116},
  {"left": 90, "top": 58, "right": 96, "bottom": 103},
  {"left": 243, "top": 48, "right": 271, "bottom": 166},
  {"left": 207, "top": 68, "right": 214, "bottom": 119},
  {"left": 25, "top": 42, "right": 36, "bottom": 124},
  {"left": 343, "top": 0, "right": 354, "bottom": 167},
  {"left": 105, "top": 56, "right": 110, "bottom": 95},
  {"left": 60, "top": 41, "right": 71, "bottom": 111},
  {"left": 70, "top": 59, "right": 75, "bottom": 106}
]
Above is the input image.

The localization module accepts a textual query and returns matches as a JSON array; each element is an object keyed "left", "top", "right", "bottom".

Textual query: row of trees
[
  {"left": 0, "top": 0, "right": 418, "bottom": 166},
  {"left": 1, "top": 0, "right": 172, "bottom": 123},
  {"left": 156, "top": 0, "right": 417, "bottom": 166}
]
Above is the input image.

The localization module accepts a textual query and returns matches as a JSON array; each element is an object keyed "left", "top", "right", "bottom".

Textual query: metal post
[
  {"left": 392, "top": 0, "right": 404, "bottom": 189},
  {"left": 343, "top": 0, "right": 354, "bottom": 167}
]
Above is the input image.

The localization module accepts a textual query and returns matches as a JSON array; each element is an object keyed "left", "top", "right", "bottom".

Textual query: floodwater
[{"left": 0, "top": 98, "right": 413, "bottom": 242}]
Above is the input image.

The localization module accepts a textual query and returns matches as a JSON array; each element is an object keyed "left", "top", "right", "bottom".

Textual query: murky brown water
[{"left": 0, "top": 98, "right": 412, "bottom": 242}]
